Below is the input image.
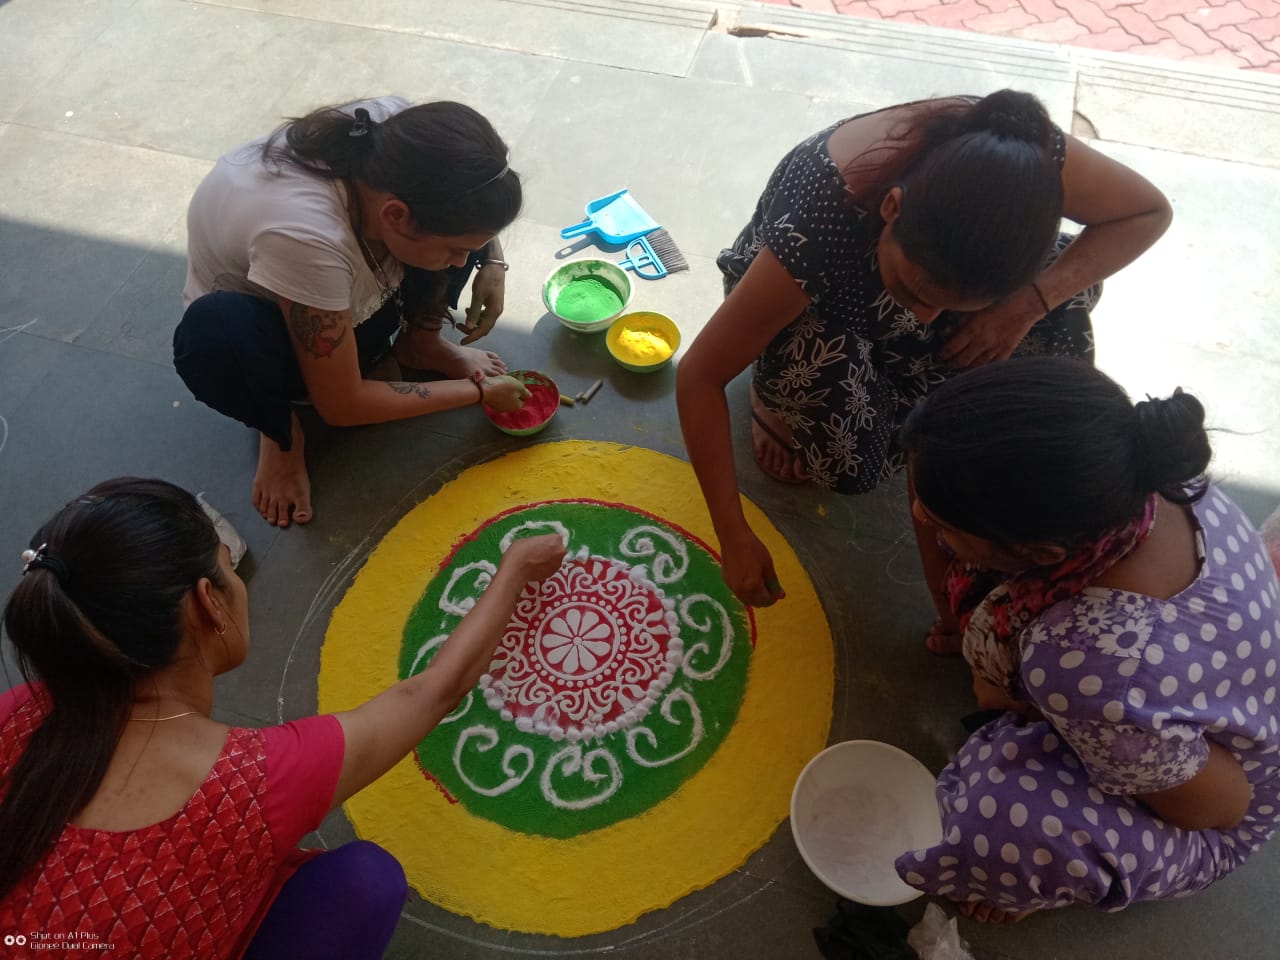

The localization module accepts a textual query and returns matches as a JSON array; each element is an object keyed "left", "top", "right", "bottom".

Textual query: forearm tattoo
[
  {"left": 387, "top": 381, "right": 433, "bottom": 400},
  {"left": 287, "top": 302, "right": 347, "bottom": 358}
]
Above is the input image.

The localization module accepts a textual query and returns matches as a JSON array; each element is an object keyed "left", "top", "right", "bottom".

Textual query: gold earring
[{"left": 216, "top": 623, "right": 227, "bottom": 637}]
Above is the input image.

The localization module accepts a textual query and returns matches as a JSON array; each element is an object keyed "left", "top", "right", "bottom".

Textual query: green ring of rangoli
[{"left": 399, "top": 499, "right": 755, "bottom": 837}]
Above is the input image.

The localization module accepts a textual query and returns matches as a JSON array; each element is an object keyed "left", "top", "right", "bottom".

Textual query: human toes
[
  {"left": 788, "top": 451, "right": 808, "bottom": 482},
  {"left": 264, "top": 494, "right": 288, "bottom": 528}
]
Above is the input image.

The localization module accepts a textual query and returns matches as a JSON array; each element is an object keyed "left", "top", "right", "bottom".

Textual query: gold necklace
[{"left": 129, "top": 710, "right": 201, "bottom": 722}]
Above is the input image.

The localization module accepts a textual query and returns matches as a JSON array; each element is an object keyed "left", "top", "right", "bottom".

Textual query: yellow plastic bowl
[{"left": 605, "top": 312, "right": 681, "bottom": 373}]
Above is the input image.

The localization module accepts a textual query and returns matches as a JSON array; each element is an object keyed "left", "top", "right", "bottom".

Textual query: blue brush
[
  {"left": 618, "top": 232, "right": 689, "bottom": 281},
  {"left": 619, "top": 237, "right": 667, "bottom": 279}
]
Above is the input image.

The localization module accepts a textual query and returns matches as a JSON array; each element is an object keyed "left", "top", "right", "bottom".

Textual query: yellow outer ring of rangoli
[{"left": 318, "top": 441, "right": 833, "bottom": 936}]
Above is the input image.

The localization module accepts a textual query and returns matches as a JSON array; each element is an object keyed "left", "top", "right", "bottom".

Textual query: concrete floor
[{"left": 2, "top": 1, "right": 1279, "bottom": 957}]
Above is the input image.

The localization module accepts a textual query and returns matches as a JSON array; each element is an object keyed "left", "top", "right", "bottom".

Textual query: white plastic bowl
[{"left": 790, "top": 740, "right": 943, "bottom": 906}]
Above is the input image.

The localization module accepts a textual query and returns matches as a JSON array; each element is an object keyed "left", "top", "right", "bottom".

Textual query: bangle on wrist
[
  {"left": 473, "top": 376, "right": 486, "bottom": 405},
  {"left": 1030, "top": 281, "right": 1051, "bottom": 315},
  {"left": 481, "top": 258, "right": 509, "bottom": 271}
]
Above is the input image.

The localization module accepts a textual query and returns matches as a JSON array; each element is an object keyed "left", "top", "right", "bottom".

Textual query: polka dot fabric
[
  {"left": 717, "top": 109, "right": 1097, "bottom": 495},
  {"left": 898, "top": 487, "right": 1280, "bottom": 912}
]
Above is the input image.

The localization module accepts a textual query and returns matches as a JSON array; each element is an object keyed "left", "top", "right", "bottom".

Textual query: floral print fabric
[{"left": 717, "top": 115, "right": 1097, "bottom": 494}]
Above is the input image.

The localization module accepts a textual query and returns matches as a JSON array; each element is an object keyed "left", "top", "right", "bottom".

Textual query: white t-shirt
[{"left": 182, "top": 95, "right": 410, "bottom": 325}]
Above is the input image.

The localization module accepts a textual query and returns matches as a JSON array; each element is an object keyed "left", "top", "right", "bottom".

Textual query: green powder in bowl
[
  {"left": 542, "top": 259, "right": 633, "bottom": 332},
  {"left": 554, "top": 276, "right": 625, "bottom": 323}
]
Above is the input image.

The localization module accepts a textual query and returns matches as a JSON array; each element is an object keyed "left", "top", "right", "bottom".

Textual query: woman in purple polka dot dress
[{"left": 895, "top": 358, "right": 1280, "bottom": 923}]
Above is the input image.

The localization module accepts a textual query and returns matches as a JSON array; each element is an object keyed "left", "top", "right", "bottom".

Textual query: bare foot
[
  {"left": 394, "top": 326, "right": 506, "bottom": 379},
  {"left": 749, "top": 385, "right": 807, "bottom": 484},
  {"left": 926, "top": 615, "right": 963, "bottom": 655},
  {"left": 959, "top": 900, "right": 1036, "bottom": 924},
  {"left": 252, "top": 413, "right": 312, "bottom": 528}
]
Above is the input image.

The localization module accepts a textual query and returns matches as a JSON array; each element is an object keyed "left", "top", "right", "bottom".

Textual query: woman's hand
[
  {"left": 330, "top": 534, "right": 564, "bottom": 810},
  {"left": 939, "top": 286, "right": 1041, "bottom": 368},
  {"left": 501, "top": 533, "right": 568, "bottom": 582},
  {"left": 721, "top": 528, "right": 786, "bottom": 608},
  {"left": 1138, "top": 741, "right": 1252, "bottom": 831},
  {"left": 479, "top": 374, "right": 531, "bottom": 412},
  {"left": 972, "top": 672, "right": 1032, "bottom": 714},
  {"left": 461, "top": 263, "right": 506, "bottom": 345}
]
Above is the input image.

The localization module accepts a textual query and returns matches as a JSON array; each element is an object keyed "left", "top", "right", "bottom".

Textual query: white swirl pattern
[
  {"left": 453, "top": 726, "right": 535, "bottom": 797},
  {"left": 619, "top": 526, "right": 689, "bottom": 584},
  {"left": 625, "top": 688, "right": 705, "bottom": 768},
  {"left": 439, "top": 561, "right": 497, "bottom": 616},
  {"left": 500, "top": 520, "right": 571, "bottom": 554},
  {"left": 678, "top": 595, "right": 734, "bottom": 682},
  {"left": 541, "top": 743, "right": 623, "bottom": 810}
]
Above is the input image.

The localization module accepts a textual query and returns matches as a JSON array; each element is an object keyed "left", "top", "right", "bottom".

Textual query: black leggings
[{"left": 173, "top": 259, "right": 478, "bottom": 451}]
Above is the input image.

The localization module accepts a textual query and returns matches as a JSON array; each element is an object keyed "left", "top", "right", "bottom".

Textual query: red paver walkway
[{"left": 765, "top": 0, "right": 1280, "bottom": 74}]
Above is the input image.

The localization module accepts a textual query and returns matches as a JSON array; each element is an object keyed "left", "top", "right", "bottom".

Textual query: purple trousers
[{"left": 243, "top": 841, "right": 407, "bottom": 960}]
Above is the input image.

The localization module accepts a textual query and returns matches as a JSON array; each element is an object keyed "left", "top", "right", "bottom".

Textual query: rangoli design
[
  {"left": 403, "top": 500, "right": 752, "bottom": 836},
  {"left": 319, "top": 441, "right": 833, "bottom": 937}
]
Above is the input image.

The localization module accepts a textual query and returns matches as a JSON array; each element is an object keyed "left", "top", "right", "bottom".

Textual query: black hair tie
[
  {"left": 348, "top": 107, "right": 373, "bottom": 139},
  {"left": 21, "top": 543, "right": 69, "bottom": 584}
]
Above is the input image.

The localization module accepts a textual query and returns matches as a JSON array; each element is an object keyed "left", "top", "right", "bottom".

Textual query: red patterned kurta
[{"left": 0, "top": 685, "right": 344, "bottom": 958}]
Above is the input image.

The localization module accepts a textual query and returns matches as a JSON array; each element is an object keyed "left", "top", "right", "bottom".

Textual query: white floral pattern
[
  {"left": 1094, "top": 615, "right": 1154, "bottom": 658},
  {"left": 540, "top": 608, "right": 615, "bottom": 675}
]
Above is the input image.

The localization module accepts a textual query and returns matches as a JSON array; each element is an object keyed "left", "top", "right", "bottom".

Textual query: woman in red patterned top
[{"left": 0, "top": 478, "right": 565, "bottom": 958}]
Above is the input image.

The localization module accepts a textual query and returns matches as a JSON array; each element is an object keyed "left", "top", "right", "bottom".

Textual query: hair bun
[
  {"left": 965, "top": 89, "right": 1052, "bottom": 146},
  {"left": 1132, "top": 388, "right": 1211, "bottom": 494}
]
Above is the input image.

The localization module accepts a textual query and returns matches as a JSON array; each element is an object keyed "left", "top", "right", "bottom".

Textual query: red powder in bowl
[{"left": 486, "top": 378, "right": 559, "bottom": 431}]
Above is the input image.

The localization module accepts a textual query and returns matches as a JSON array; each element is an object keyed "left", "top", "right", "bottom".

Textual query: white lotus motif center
[{"left": 538, "top": 606, "right": 618, "bottom": 677}]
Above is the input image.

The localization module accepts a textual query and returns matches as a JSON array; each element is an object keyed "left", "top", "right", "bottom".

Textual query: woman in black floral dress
[{"left": 677, "top": 90, "right": 1171, "bottom": 622}]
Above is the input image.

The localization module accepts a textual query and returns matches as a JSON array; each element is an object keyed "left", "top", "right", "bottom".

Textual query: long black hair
[
  {"left": 0, "top": 479, "right": 223, "bottom": 900},
  {"left": 847, "top": 90, "right": 1064, "bottom": 299},
  {"left": 902, "top": 358, "right": 1212, "bottom": 548},
  {"left": 262, "top": 98, "right": 522, "bottom": 236}
]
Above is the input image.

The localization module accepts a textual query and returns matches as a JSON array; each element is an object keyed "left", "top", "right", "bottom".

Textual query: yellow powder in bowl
[{"left": 615, "top": 327, "right": 673, "bottom": 364}]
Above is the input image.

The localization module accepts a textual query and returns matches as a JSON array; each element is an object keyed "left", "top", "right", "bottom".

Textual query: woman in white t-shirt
[{"left": 175, "top": 96, "right": 530, "bottom": 527}]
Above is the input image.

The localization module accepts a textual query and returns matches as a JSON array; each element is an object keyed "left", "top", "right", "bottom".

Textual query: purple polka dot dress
[{"left": 898, "top": 486, "right": 1280, "bottom": 911}]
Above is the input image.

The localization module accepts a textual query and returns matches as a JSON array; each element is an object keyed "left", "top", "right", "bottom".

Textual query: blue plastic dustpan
[{"left": 560, "top": 189, "right": 660, "bottom": 245}]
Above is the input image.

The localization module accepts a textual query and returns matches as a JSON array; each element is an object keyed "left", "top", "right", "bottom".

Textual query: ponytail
[
  {"left": 261, "top": 98, "right": 522, "bottom": 237},
  {"left": 958, "top": 88, "right": 1055, "bottom": 146},
  {"left": 0, "top": 479, "right": 222, "bottom": 900},
  {"left": 902, "top": 358, "right": 1212, "bottom": 548}
]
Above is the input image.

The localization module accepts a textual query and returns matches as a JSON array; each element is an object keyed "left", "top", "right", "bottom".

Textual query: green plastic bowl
[
  {"left": 606, "top": 312, "right": 681, "bottom": 373},
  {"left": 542, "top": 259, "right": 633, "bottom": 332},
  {"left": 482, "top": 370, "right": 559, "bottom": 437}
]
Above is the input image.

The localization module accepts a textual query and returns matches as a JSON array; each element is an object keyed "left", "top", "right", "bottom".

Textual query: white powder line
[
  {"left": 0, "top": 318, "right": 38, "bottom": 347},
  {"left": 392, "top": 875, "right": 779, "bottom": 955}
]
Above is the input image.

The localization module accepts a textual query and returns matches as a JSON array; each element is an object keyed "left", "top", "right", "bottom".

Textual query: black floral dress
[{"left": 717, "top": 118, "right": 1100, "bottom": 494}]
